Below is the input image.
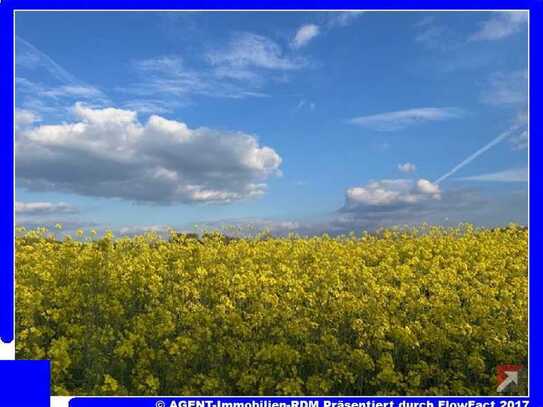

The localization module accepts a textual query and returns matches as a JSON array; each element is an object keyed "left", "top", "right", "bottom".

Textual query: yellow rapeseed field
[{"left": 15, "top": 225, "right": 528, "bottom": 396}]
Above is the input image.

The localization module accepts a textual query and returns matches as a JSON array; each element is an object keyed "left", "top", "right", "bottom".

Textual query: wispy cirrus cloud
[
  {"left": 326, "top": 11, "right": 365, "bottom": 28},
  {"left": 414, "top": 16, "right": 462, "bottom": 52},
  {"left": 511, "top": 129, "right": 528, "bottom": 150},
  {"left": 457, "top": 167, "right": 527, "bottom": 182},
  {"left": 480, "top": 69, "right": 528, "bottom": 107},
  {"left": 39, "top": 85, "right": 105, "bottom": 99},
  {"left": 120, "top": 99, "right": 181, "bottom": 115},
  {"left": 16, "top": 36, "right": 78, "bottom": 84},
  {"left": 17, "top": 78, "right": 108, "bottom": 107},
  {"left": 129, "top": 55, "right": 221, "bottom": 99},
  {"left": 16, "top": 76, "right": 108, "bottom": 111},
  {"left": 349, "top": 107, "right": 463, "bottom": 132},
  {"left": 479, "top": 71, "right": 528, "bottom": 151},
  {"left": 413, "top": 13, "right": 527, "bottom": 76},
  {"left": 414, "top": 12, "right": 528, "bottom": 48},
  {"left": 127, "top": 55, "right": 270, "bottom": 102},
  {"left": 470, "top": 11, "right": 528, "bottom": 41},
  {"left": 16, "top": 37, "right": 109, "bottom": 114},
  {"left": 508, "top": 111, "right": 528, "bottom": 150},
  {"left": 434, "top": 120, "right": 528, "bottom": 185},
  {"left": 124, "top": 33, "right": 304, "bottom": 104},
  {"left": 207, "top": 32, "right": 306, "bottom": 77},
  {"left": 291, "top": 24, "right": 320, "bottom": 49},
  {"left": 288, "top": 12, "right": 364, "bottom": 51}
]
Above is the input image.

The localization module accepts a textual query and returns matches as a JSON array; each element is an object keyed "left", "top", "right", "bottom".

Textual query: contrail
[
  {"left": 434, "top": 127, "right": 517, "bottom": 185},
  {"left": 16, "top": 36, "right": 79, "bottom": 85}
]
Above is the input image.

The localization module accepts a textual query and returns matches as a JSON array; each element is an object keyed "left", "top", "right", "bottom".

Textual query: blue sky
[{"left": 14, "top": 11, "right": 528, "bottom": 235}]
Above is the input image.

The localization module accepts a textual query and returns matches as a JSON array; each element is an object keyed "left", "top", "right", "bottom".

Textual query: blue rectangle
[
  {"left": 0, "top": 0, "right": 15, "bottom": 346},
  {"left": 0, "top": 360, "right": 50, "bottom": 407}
]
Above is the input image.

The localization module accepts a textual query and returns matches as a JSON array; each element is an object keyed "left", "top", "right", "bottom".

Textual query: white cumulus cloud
[
  {"left": 416, "top": 179, "right": 441, "bottom": 196},
  {"left": 345, "top": 178, "right": 441, "bottom": 208},
  {"left": 16, "top": 103, "right": 282, "bottom": 204},
  {"left": 15, "top": 108, "right": 41, "bottom": 130}
]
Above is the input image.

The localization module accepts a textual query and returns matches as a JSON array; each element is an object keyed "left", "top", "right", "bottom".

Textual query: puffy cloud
[
  {"left": 416, "top": 179, "right": 440, "bottom": 196},
  {"left": 15, "top": 108, "right": 41, "bottom": 130},
  {"left": 15, "top": 201, "right": 78, "bottom": 216},
  {"left": 291, "top": 24, "right": 320, "bottom": 48},
  {"left": 349, "top": 107, "right": 463, "bottom": 131},
  {"left": 470, "top": 11, "right": 528, "bottom": 41},
  {"left": 16, "top": 103, "right": 282, "bottom": 204},
  {"left": 333, "top": 186, "right": 504, "bottom": 234},
  {"left": 398, "top": 162, "right": 416, "bottom": 173},
  {"left": 345, "top": 178, "right": 441, "bottom": 208}
]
